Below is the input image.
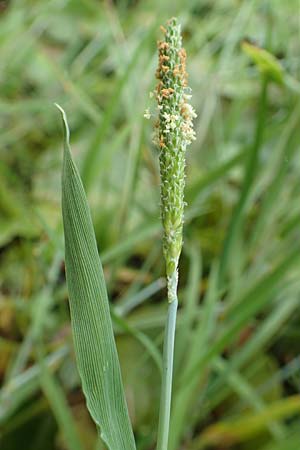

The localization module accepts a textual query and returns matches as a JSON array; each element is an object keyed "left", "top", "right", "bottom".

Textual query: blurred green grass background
[{"left": 1, "top": 1, "right": 300, "bottom": 449}]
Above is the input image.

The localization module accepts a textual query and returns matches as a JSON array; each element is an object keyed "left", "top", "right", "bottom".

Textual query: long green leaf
[{"left": 57, "top": 104, "right": 136, "bottom": 450}]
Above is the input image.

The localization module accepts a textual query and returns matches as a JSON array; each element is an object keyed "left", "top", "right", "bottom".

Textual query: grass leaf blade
[{"left": 57, "top": 104, "right": 136, "bottom": 450}]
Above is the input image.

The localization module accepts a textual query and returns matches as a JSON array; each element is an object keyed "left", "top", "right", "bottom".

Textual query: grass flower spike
[
  {"left": 151, "top": 18, "right": 196, "bottom": 450},
  {"left": 155, "top": 17, "right": 196, "bottom": 302}
]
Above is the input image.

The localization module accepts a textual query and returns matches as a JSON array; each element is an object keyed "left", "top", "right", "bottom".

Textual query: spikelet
[{"left": 146, "top": 18, "right": 196, "bottom": 301}]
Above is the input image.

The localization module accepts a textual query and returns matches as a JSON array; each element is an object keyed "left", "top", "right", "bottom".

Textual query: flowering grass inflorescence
[
  {"left": 147, "top": 17, "right": 196, "bottom": 301},
  {"left": 147, "top": 17, "right": 197, "bottom": 450}
]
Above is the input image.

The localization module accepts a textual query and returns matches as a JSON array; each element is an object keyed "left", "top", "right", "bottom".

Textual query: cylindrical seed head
[{"left": 154, "top": 18, "right": 196, "bottom": 298}]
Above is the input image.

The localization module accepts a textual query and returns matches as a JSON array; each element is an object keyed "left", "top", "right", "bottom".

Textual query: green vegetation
[
  {"left": 59, "top": 104, "right": 136, "bottom": 450},
  {"left": 1, "top": 1, "right": 300, "bottom": 450}
]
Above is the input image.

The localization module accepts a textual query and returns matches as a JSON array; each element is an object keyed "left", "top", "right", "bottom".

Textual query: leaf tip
[{"left": 55, "top": 103, "right": 70, "bottom": 147}]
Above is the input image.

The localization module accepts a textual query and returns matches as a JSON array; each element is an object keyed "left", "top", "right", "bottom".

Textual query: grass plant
[
  {"left": 1, "top": 2, "right": 300, "bottom": 450},
  {"left": 57, "top": 18, "right": 195, "bottom": 450}
]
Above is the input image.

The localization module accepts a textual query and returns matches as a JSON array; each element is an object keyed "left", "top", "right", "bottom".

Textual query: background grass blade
[
  {"left": 58, "top": 105, "right": 136, "bottom": 450},
  {"left": 38, "top": 348, "right": 85, "bottom": 450},
  {"left": 199, "top": 395, "right": 300, "bottom": 448}
]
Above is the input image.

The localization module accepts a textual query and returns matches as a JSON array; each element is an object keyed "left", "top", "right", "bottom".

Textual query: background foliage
[{"left": 1, "top": 1, "right": 300, "bottom": 449}]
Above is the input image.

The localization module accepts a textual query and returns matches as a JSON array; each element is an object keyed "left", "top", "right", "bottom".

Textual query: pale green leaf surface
[{"left": 57, "top": 104, "right": 136, "bottom": 450}]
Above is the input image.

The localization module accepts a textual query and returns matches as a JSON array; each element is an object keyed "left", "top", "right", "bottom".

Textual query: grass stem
[{"left": 156, "top": 273, "right": 178, "bottom": 450}]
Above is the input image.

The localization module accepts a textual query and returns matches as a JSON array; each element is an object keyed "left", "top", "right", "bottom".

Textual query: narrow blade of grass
[
  {"left": 81, "top": 23, "right": 157, "bottom": 191},
  {"left": 218, "top": 77, "right": 269, "bottom": 283},
  {"left": 199, "top": 396, "right": 300, "bottom": 448},
  {"left": 182, "top": 246, "right": 300, "bottom": 387},
  {"left": 0, "top": 346, "right": 68, "bottom": 425},
  {"left": 39, "top": 350, "right": 85, "bottom": 450},
  {"left": 58, "top": 104, "right": 136, "bottom": 450}
]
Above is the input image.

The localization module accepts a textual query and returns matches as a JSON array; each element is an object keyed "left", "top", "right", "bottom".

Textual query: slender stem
[{"left": 156, "top": 273, "right": 178, "bottom": 450}]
